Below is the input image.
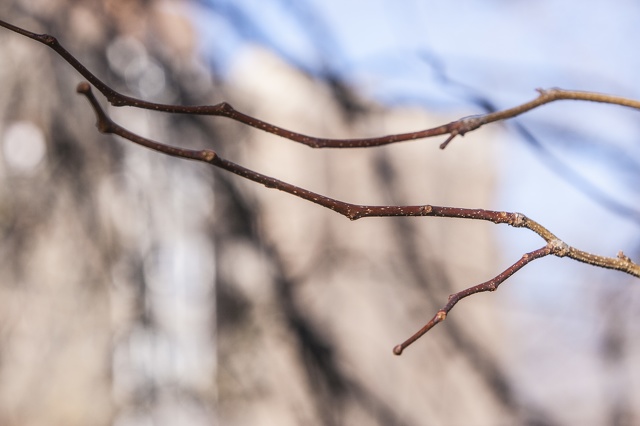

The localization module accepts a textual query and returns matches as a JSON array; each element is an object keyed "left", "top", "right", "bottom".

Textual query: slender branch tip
[{"left": 439, "top": 134, "right": 456, "bottom": 149}]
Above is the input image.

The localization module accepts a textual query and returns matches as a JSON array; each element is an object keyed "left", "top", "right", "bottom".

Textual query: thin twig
[
  {"left": 393, "top": 246, "right": 552, "bottom": 355},
  {"left": 79, "top": 80, "right": 640, "bottom": 278},
  {"left": 4, "top": 18, "right": 640, "bottom": 354},
  {"left": 3, "top": 19, "right": 640, "bottom": 149},
  {"left": 76, "top": 82, "right": 640, "bottom": 355}
]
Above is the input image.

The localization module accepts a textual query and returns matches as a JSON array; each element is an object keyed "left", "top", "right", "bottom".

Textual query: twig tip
[
  {"left": 393, "top": 345, "right": 403, "bottom": 356},
  {"left": 439, "top": 134, "right": 456, "bottom": 150}
]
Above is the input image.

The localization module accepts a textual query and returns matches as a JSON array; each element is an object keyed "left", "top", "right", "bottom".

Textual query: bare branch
[
  {"left": 393, "top": 246, "right": 552, "bottom": 355},
  {"left": 75, "top": 82, "right": 640, "bottom": 355},
  {"left": 4, "top": 18, "right": 640, "bottom": 354},
  {"left": 4, "top": 19, "right": 640, "bottom": 150}
]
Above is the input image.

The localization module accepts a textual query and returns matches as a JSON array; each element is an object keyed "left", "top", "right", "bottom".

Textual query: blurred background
[{"left": 1, "top": 0, "right": 640, "bottom": 425}]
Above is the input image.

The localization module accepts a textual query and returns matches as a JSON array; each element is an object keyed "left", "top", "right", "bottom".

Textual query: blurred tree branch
[{"left": 2, "top": 18, "right": 639, "bottom": 355}]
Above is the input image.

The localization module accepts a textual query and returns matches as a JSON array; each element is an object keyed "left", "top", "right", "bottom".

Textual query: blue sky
[{"left": 190, "top": 1, "right": 640, "bottom": 105}]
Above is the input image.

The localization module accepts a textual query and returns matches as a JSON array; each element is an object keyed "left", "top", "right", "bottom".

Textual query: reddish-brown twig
[
  {"left": 76, "top": 82, "right": 640, "bottom": 354},
  {"left": 393, "top": 246, "right": 551, "bottom": 355},
  {"left": 3, "top": 19, "right": 640, "bottom": 149},
  {"left": 3, "top": 18, "right": 639, "bottom": 354}
]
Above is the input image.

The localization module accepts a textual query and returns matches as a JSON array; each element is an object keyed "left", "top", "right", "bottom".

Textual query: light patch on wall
[
  {"left": 137, "top": 60, "right": 166, "bottom": 99},
  {"left": 2, "top": 120, "right": 46, "bottom": 173},
  {"left": 106, "top": 36, "right": 167, "bottom": 100}
]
